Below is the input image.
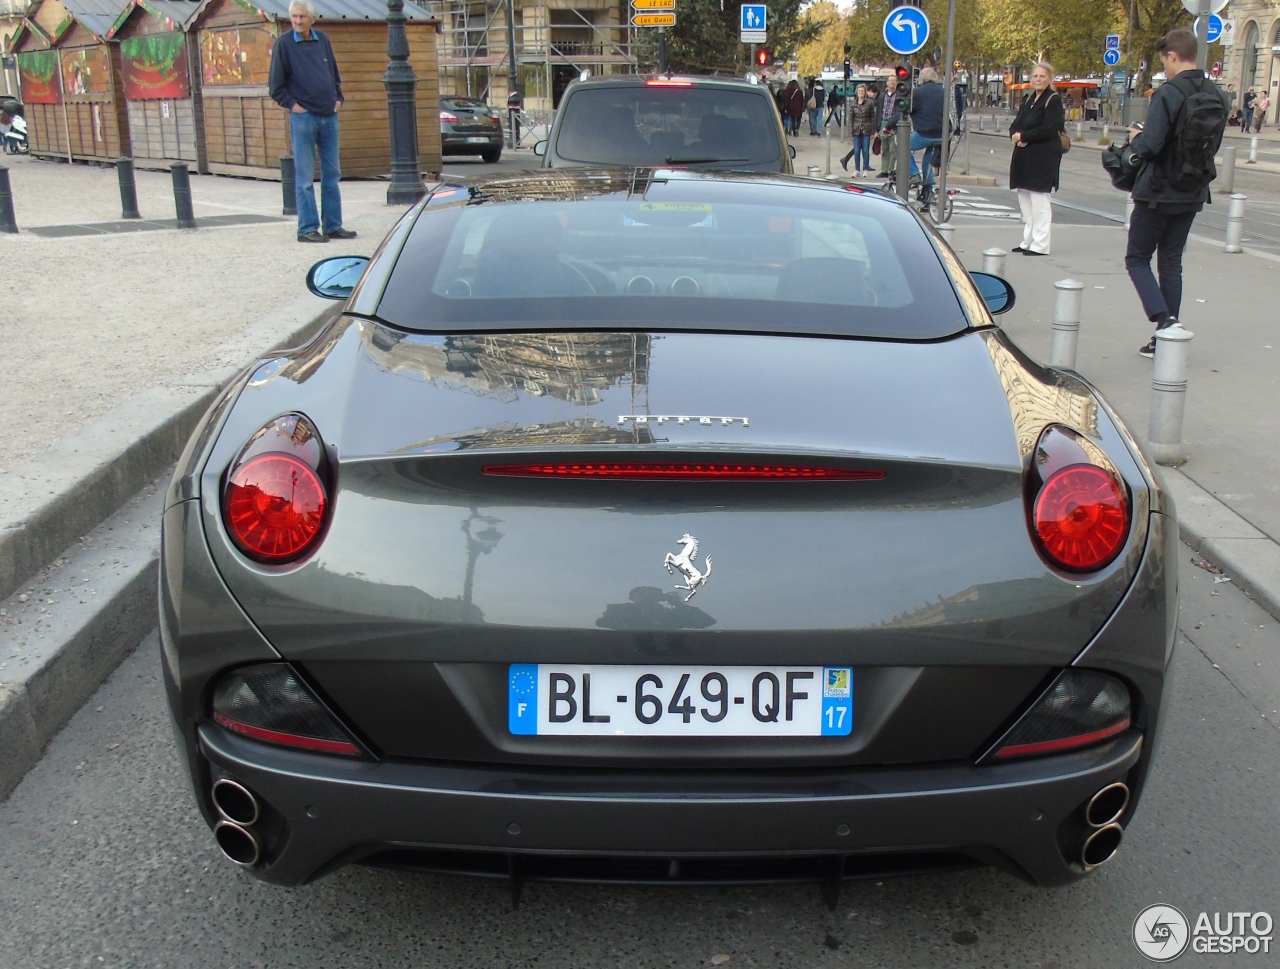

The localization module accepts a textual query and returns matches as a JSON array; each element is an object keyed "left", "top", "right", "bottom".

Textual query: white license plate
[
  {"left": 508, "top": 665, "right": 853, "bottom": 737},
  {"left": 465, "top": 136, "right": 491, "bottom": 143}
]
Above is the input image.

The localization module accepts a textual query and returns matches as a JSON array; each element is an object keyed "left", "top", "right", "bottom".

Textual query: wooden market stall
[
  {"left": 14, "top": 0, "right": 132, "bottom": 162},
  {"left": 190, "top": 0, "right": 442, "bottom": 180},
  {"left": 107, "top": 0, "right": 206, "bottom": 171}
]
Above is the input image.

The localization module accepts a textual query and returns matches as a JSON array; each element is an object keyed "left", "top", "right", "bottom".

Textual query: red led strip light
[{"left": 483, "top": 463, "right": 885, "bottom": 481}]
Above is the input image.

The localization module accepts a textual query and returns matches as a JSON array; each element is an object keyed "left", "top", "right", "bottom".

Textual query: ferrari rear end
[{"left": 159, "top": 170, "right": 1177, "bottom": 893}]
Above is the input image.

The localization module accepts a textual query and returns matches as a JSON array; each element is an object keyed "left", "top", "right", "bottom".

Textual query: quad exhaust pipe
[
  {"left": 1079, "top": 781, "right": 1130, "bottom": 870},
  {"left": 212, "top": 778, "right": 262, "bottom": 867}
]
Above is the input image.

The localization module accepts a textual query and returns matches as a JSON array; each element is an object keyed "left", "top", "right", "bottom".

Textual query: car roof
[
  {"left": 564, "top": 74, "right": 761, "bottom": 90},
  {"left": 429, "top": 168, "right": 906, "bottom": 207}
]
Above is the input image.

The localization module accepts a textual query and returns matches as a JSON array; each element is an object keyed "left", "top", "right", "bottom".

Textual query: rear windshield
[
  {"left": 376, "top": 177, "right": 966, "bottom": 340},
  {"left": 554, "top": 86, "right": 782, "bottom": 168},
  {"left": 444, "top": 98, "right": 492, "bottom": 111}
]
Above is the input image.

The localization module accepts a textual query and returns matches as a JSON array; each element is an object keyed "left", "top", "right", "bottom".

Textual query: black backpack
[{"left": 1158, "top": 76, "right": 1227, "bottom": 192}]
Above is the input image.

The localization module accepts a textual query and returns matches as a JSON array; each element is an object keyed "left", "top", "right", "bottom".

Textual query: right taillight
[
  {"left": 439, "top": 111, "right": 458, "bottom": 123},
  {"left": 1028, "top": 426, "right": 1130, "bottom": 573},
  {"left": 221, "top": 414, "right": 330, "bottom": 564},
  {"left": 987, "top": 670, "right": 1131, "bottom": 761}
]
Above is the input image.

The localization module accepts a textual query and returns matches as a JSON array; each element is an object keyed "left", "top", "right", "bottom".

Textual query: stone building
[{"left": 1226, "top": 1, "right": 1280, "bottom": 126}]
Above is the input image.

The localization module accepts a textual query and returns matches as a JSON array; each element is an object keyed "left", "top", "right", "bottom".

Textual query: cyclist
[{"left": 909, "top": 67, "right": 945, "bottom": 201}]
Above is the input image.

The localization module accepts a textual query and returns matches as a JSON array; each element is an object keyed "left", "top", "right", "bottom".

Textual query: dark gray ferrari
[{"left": 160, "top": 169, "right": 1177, "bottom": 899}]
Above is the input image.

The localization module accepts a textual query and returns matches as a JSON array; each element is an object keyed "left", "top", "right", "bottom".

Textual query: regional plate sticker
[{"left": 820, "top": 666, "right": 853, "bottom": 736}]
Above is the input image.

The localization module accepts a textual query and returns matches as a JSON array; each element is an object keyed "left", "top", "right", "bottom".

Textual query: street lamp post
[{"left": 384, "top": 0, "right": 425, "bottom": 205}]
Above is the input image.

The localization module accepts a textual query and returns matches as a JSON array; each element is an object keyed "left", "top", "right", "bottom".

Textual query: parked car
[
  {"left": 162, "top": 168, "right": 1176, "bottom": 896},
  {"left": 537, "top": 74, "right": 793, "bottom": 172},
  {"left": 440, "top": 95, "right": 504, "bottom": 163}
]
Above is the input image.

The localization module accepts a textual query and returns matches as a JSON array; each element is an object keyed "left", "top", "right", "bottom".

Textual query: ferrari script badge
[{"left": 664, "top": 533, "right": 712, "bottom": 601}]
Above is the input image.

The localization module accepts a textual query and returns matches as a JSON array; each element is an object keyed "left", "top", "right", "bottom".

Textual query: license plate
[
  {"left": 508, "top": 665, "right": 853, "bottom": 737},
  {"left": 466, "top": 136, "right": 491, "bottom": 143}
]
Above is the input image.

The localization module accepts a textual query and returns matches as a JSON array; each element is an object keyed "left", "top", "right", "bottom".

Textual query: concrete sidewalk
[{"left": 2, "top": 152, "right": 1278, "bottom": 801}]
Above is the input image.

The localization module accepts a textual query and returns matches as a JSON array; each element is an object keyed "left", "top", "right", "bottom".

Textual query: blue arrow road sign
[
  {"left": 740, "top": 4, "right": 766, "bottom": 32},
  {"left": 883, "top": 5, "right": 929, "bottom": 56},
  {"left": 1104, "top": 48, "right": 1121, "bottom": 67},
  {"left": 1106, "top": 34, "right": 1121, "bottom": 50},
  {"left": 1192, "top": 14, "right": 1223, "bottom": 43}
]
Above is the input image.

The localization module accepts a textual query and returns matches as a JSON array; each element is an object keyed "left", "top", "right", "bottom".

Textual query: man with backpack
[{"left": 1125, "top": 28, "right": 1227, "bottom": 358}]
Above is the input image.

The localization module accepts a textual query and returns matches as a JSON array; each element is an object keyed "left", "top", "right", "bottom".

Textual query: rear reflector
[
  {"left": 483, "top": 463, "right": 886, "bottom": 481},
  {"left": 212, "top": 664, "right": 362, "bottom": 757},
  {"left": 990, "top": 670, "right": 1131, "bottom": 761}
]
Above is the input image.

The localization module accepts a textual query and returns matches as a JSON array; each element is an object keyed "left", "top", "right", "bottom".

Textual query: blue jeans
[
  {"left": 290, "top": 110, "right": 342, "bottom": 235},
  {"left": 1125, "top": 206, "right": 1196, "bottom": 321},
  {"left": 909, "top": 132, "right": 943, "bottom": 184},
  {"left": 853, "top": 133, "right": 871, "bottom": 170},
  {"left": 808, "top": 107, "right": 822, "bottom": 134}
]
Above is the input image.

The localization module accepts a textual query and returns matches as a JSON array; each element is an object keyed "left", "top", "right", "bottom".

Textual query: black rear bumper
[{"left": 197, "top": 723, "right": 1144, "bottom": 888}]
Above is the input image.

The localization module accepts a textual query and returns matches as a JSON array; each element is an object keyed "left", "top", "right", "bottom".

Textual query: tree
[
  {"left": 654, "top": 0, "right": 818, "bottom": 75},
  {"left": 796, "top": 2, "right": 848, "bottom": 76}
]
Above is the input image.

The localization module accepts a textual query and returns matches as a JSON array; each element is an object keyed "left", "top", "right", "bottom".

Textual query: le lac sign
[{"left": 631, "top": 0, "right": 675, "bottom": 8}]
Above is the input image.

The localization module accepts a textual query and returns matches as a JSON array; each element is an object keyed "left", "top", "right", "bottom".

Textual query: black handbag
[{"left": 1101, "top": 139, "right": 1140, "bottom": 192}]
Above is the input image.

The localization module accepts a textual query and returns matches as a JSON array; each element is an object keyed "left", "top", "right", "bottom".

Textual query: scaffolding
[{"left": 433, "top": 0, "right": 638, "bottom": 115}]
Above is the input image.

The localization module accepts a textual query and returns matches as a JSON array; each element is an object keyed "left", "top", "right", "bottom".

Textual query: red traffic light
[
  {"left": 895, "top": 65, "right": 910, "bottom": 81},
  {"left": 756, "top": 48, "right": 770, "bottom": 67}
]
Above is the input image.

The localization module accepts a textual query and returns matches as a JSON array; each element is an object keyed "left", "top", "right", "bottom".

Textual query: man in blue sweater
[{"left": 269, "top": 0, "right": 357, "bottom": 243}]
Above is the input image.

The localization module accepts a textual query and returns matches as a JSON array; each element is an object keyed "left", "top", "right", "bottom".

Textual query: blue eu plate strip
[
  {"left": 508, "top": 664, "right": 538, "bottom": 735},
  {"left": 820, "top": 666, "right": 854, "bottom": 736}
]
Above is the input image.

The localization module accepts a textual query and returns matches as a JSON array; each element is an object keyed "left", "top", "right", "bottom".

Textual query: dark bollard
[
  {"left": 170, "top": 162, "right": 196, "bottom": 229},
  {"left": 117, "top": 156, "right": 141, "bottom": 219},
  {"left": 0, "top": 166, "right": 16, "bottom": 233},
  {"left": 280, "top": 154, "right": 297, "bottom": 216}
]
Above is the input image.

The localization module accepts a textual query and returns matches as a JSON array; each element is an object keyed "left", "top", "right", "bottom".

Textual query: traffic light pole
[
  {"left": 896, "top": 61, "right": 912, "bottom": 201},
  {"left": 936, "top": 0, "right": 957, "bottom": 215},
  {"left": 658, "top": 27, "right": 667, "bottom": 73}
]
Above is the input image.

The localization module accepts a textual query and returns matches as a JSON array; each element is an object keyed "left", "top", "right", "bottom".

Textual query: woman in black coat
[{"left": 1008, "top": 62, "right": 1065, "bottom": 255}]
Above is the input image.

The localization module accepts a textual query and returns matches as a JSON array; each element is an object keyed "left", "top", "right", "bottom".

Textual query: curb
[
  {"left": 1160, "top": 469, "right": 1280, "bottom": 623},
  {"left": 0, "top": 294, "right": 338, "bottom": 801},
  {"left": 0, "top": 292, "right": 337, "bottom": 605}
]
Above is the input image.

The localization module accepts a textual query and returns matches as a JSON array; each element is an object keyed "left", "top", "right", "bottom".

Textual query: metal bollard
[
  {"left": 1124, "top": 195, "right": 1134, "bottom": 230},
  {"left": 982, "top": 247, "right": 1007, "bottom": 276},
  {"left": 1049, "top": 279, "right": 1084, "bottom": 369},
  {"left": 280, "top": 154, "right": 297, "bottom": 215},
  {"left": 978, "top": 115, "right": 984, "bottom": 131},
  {"left": 807, "top": 164, "right": 821, "bottom": 178},
  {"left": 170, "top": 162, "right": 196, "bottom": 229},
  {"left": 962, "top": 121, "right": 970, "bottom": 174},
  {"left": 1223, "top": 193, "right": 1247, "bottom": 253},
  {"left": 823, "top": 124, "right": 832, "bottom": 177},
  {"left": 117, "top": 157, "right": 141, "bottom": 219},
  {"left": 1146, "top": 324, "right": 1194, "bottom": 465},
  {"left": 1247, "top": 135, "right": 1259, "bottom": 165},
  {"left": 936, "top": 222, "right": 955, "bottom": 246},
  {"left": 1219, "top": 146, "right": 1236, "bottom": 194},
  {"left": 0, "top": 166, "right": 16, "bottom": 233},
  {"left": 1076, "top": 121, "right": 1083, "bottom": 140}
]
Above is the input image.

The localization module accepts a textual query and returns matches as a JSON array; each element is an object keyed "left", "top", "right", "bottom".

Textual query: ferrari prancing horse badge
[{"left": 663, "top": 533, "right": 712, "bottom": 601}]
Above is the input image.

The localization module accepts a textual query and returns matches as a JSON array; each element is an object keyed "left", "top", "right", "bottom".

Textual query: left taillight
[
  {"left": 212, "top": 663, "right": 363, "bottom": 757},
  {"left": 439, "top": 110, "right": 458, "bottom": 123},
  {"left": 222, "top": 414, "right": 330, "bottom": 564}
]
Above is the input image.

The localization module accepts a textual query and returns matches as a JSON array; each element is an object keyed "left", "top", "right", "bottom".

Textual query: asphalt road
[
  {"left": 958, "top": 131, "right": 1280, "bottom": 256},
  {"left": 1, "top": 557, "right": 1277, "bottom": 968}
]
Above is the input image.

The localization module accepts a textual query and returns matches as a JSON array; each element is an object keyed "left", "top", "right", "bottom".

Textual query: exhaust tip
[
  {"left": 1085, "top": 782, "right": 1130, "bottom": 828},
  {"left": 214, "top": 820, "right": 261, "bottom": 867},
  {"left": 212, "top": 778, "right": 260, "bottom": 827},
  {"left": 1081, "top": 822, "right": 1123, "bottom": 870}
]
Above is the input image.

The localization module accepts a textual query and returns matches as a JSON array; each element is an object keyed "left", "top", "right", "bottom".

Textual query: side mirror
[
  {"left": 788, "top": 143, "right": 797, "bottom": 159},
  {"left": 533, "top": 140, "right": 548, "bottom": 157},
  {"left": 969, "top": 271, "right": 1016, "bottom": 315},
  {"left": 306, "top": 255, "right": 369, "bottom": 300}
]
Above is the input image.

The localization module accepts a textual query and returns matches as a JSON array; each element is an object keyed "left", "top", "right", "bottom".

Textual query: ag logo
[{"left": 1133, "top": 904, "right": 1190, "bottom": 962}]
